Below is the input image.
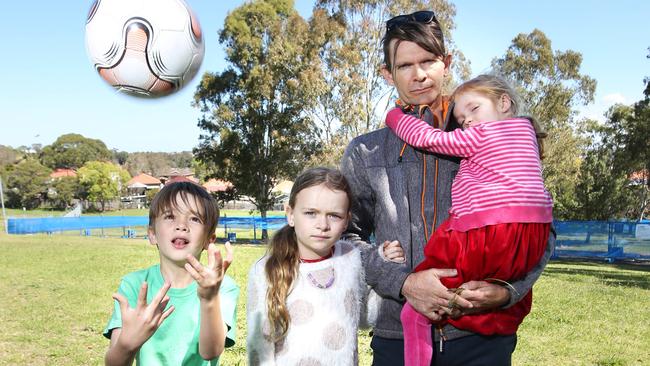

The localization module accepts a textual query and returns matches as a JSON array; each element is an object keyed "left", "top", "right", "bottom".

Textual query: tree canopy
[
  {"left": 40, "top": 133, "right": 112, "bottom": 170},
  {"left": 78, "top": 161, "right": 131, "bottom": 211},
  {"left": 193, "top": 0, "right": 322, "bottom": 238},
  {"left": 5, "top": 158, "right": 50, "bottom": 209}
]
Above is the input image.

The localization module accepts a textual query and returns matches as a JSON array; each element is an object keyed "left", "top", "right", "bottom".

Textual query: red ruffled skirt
[{"left": 414, "top": 220, "right": 550, "bottom": 335}]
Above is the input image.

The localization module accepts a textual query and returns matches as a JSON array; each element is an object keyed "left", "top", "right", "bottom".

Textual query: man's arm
[{"left": 340, "top": 140, "right": 410, "bottom": 300}]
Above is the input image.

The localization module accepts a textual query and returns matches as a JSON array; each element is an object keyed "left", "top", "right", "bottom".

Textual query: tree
[
  {"left": 491, "top": 29, "right": 597, "bottom": 219},
  {"left": 0, "top": 145, "right": 20, "bottom": 167},
  {"left": 78, "top": 161, "right": 131, "bottom": 211},
  {"left": 112, "top": 149, "right": 129, "bottom": 166},
  {"left": 193, "top": 0, "right": 321, "bottom": 240},
  {"left": 307, "top": 0, "right": 469, "bottom": 165},
  {"left": 602, "top": 101, "right": 650, "bottom": 220},
  {"left": 41, "top": 133, "right": 112, "bottom": 170},
  {"left": 5, "top": 158, "right": 50, "bottom": 209},
  {"left": 48, "top": 176, "right": 80, "bottom": 210},
  {"left": 573, "top": 119, "right": 636, "bottom": 220}
]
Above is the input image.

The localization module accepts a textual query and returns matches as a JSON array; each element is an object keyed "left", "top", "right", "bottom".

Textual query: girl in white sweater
[{"left": 246, "top": 167, "right": 402, "bottom": 365}]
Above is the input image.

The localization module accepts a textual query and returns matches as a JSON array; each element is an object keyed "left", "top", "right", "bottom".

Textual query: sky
[{"left": 0, "top": 0, "right": 647, "bottom": 153}]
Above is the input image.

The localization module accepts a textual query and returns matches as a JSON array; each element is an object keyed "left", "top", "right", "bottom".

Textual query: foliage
[
  {"left": 0, "top": 144, "right": 21, "bottom": 167},
  {"left": 40, "top": 133, "right": 112, "bottom": 170},
  {"left": 211, "top": 187, "right": 240, "bottom": 210},
  {"left": 145, "top": 188, "right": 160, "bottom": 207},
  {"left": 48, "top": 176, "right": 80, "bottom": 210},
  {"left": 308, "top": 0, "right": 469, "bottom": 162},
  {"left": 112, "top": 149, "right": 129, "bottom": 166},
  {"left": 78, "top": 161, "right": 131, "bottom": 211},
  {"left": 4, "top": 158, "right": 50, "bottom": 209},
  {"left": 573, "top": 119, "right": 636, "bottom": 220},
  {"left": 492, "top": 29, "right": 596, "bottom": 219},
  {"left": 193, "top": 0, "right": 321, "bottom": 239},
  {"left": 600, "top": 101, "right": 650, "bottom": 220},
  {"left": 123, "top": 151, "right": 193, "bottom": 177}
]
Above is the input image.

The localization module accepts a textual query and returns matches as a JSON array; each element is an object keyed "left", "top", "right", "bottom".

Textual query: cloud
[
  {"left": 601, "top": 93, "right": 628, "bottom": 105},
  {"left": 577, "top": 93, "right": 629, "bottom": 121}
]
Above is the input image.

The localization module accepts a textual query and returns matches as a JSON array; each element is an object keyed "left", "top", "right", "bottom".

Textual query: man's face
[{"left": 382, "top": 40, "right": 450, "bottom": 106}]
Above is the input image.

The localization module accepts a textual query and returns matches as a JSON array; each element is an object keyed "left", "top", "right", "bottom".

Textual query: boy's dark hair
[
  {"left": 382, "top": 14, "right": 447, "bottom": 72},
  {"left": 148, "top": 181, "right": 219, "bottom": 239}
]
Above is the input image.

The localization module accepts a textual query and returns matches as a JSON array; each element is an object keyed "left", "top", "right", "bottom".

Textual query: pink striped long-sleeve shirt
[{"left": 386, "top": 108, "right": 553, "bottom": 232}]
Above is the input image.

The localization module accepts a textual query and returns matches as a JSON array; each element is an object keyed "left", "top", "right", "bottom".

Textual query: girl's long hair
[
  {"left": 264, "top": 167, "right": 352, "bottom": 341},
  {"left": 452, "top": 74, "right": 548, "bottom": 159}
]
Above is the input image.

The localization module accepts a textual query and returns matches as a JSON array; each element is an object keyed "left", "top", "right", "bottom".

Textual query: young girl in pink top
[{"left": 385, "top": 74, "right": 553, "bottom": 366}]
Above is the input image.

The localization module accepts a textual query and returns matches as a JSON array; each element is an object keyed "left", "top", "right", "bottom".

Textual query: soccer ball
[{"left": 85, "top": 0, "right": 205, "bottom": 98}]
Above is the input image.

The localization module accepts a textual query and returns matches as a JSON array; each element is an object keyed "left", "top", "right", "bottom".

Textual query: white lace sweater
[{"left": 246, "top": 240, "right": 371, "bottom": 366}]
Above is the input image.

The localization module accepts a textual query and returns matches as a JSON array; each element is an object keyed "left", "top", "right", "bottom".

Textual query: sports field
[{"left": 0, "top": 233, "right": 648, "bottom": 365}]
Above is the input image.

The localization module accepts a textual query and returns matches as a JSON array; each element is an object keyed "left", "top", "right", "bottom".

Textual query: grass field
[{"left": 0, "top": 233, "right": 649, "bottom": 365}]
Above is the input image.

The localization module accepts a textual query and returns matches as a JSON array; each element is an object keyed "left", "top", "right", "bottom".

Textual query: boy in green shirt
[{"left": 103, "top": 181, "right": 239, "bottom": 365}]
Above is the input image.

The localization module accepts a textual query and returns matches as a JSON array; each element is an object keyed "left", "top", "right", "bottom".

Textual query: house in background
[
  {"left": 123, "top": 173, "right": 162, "bottom": 208},
  {"left": 159, "top": 168, "right": 199, "bottom": 185}
]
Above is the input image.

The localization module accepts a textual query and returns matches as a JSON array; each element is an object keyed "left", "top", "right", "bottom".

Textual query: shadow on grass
[{"left": 544, "top": 260, "right": 650, "bottom": 290}]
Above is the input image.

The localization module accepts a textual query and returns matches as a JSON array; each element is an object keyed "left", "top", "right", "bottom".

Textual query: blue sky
[{"left": 0, "top": 0, "right": 647, "bottom": 153}]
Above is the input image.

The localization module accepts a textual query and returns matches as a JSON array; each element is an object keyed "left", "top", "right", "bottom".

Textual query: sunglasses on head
[{"left": 386, "top": 10, "right": 437, "bottom": 31}]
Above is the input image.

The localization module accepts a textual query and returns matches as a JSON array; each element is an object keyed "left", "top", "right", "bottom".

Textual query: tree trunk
[{"left": 260, "top": 209, "right": 268, "bottom": 242}]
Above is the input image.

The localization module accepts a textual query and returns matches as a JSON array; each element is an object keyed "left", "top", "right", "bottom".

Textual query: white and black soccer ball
[{"left": 85, "top": 0, "right": 205, "bottom": 98}]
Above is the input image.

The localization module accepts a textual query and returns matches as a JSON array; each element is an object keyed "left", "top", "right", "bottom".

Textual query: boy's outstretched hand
[
  {"left": 112, "top": 281, "right": 174, "bottom": 352},
  {"left": 185, "top": 241, "right": 234, "bottom": 301}
]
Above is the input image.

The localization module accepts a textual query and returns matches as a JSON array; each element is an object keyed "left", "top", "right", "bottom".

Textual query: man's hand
[
  {"left": 112, "top": 281, "right": 174, "bottom": 352},
  {"left": 185, "top": 242, "right": 233, "bottom": 301},
  {"left": 401, "top": 268, "right": 472, "bottom": 321},
  {"left": 442, "top": 280, "right": 511, "bottom": 318}
]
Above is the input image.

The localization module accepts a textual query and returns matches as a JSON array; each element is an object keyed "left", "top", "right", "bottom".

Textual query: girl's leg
[{"left": 401, "top": 302, "right": 433, "bottom": 366}]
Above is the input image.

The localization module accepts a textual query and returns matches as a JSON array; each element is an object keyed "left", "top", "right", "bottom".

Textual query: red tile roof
[
  {"left": 128, "top": 173, "right": 161, "bottom": 186},
  {"left": 50, "top": 168, "right": 76, "bottom": 178}
]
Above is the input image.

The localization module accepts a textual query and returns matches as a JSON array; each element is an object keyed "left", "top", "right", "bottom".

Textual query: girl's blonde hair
[
  {"left": 452, "top": 74, "right": 548, "bottom": 159},
  {"left": 265, "top": 167, "right": 353, "bottom": 341}
]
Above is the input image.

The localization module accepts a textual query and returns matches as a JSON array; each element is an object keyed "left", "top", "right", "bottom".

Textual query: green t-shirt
[{"left": 103, "top": 264, "right": 239, "bottom": 366}]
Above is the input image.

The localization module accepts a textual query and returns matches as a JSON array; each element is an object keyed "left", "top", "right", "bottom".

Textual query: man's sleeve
[
  {"left": 503, "top": 225, "right": 556, "bottom": 308},
  {"left": 340, "top": 140, "right": 411, "bottom": 301}
]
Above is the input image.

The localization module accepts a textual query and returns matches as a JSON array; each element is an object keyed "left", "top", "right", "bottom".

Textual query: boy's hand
[
  {"left": 382, "top": 240, "right": 405, "bottom": 263},
  {"left": 112, "top": 281, "right": 174, "bottom": 351},
  {"left": 185, "top": 241, "right": 234, "bottom": 301}
]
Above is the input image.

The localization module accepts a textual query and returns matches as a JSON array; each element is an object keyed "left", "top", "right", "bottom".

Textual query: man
[{"left": 340, "top": 10, "right": 554, "bottom": 366}]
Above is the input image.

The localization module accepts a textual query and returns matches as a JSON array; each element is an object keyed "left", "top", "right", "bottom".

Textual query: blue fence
[
  {"left": 6, "top": 216, "right": 650, "bottom": 261},
  {"left": 553, "top": 220, "right": 650, "bottom": 262},
  {"left": 7, "top": 216, "right": 287, "bottom": 241}
]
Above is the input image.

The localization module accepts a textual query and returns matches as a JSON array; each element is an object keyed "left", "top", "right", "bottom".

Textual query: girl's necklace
[
  {"left": 300, "top": 248, "right": 336, "bottom": 289},
  {"left": 306, "top": 267, "right": 335, "bottom": 289}
]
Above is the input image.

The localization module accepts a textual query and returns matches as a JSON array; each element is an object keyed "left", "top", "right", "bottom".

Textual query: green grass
[{"left": 0, "top": 233, "right": 649, "bottom": 365}]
